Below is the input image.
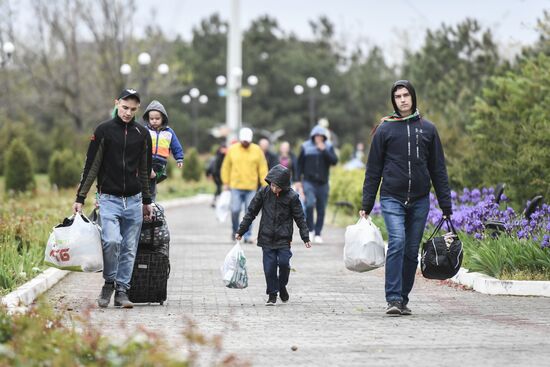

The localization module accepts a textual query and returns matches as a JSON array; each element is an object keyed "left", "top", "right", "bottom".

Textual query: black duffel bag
[{"left": 421, "top": 217, "right": 463, "bottom": 280}]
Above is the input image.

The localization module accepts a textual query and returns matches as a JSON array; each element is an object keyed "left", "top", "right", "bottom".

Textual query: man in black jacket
[
  {"left": 360, "top": 80, "right": 452, "bottom": 316},
  {"left": 73, "top": 88, "right": 153, "bottom": 309},
  {"left": 236, "top": 165, "right": 311, "bottom": 306}
]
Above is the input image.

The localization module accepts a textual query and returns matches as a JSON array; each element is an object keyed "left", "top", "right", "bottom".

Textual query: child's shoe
[
  {"left": 280, "top": 287, "right": 289, "bottom": 303},
  {"left": 265, "top": 293, "right": 277, "bottom": 306}
]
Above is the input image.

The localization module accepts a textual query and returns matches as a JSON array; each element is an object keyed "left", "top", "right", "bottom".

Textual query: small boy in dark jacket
[{"left": 236, "top": 164, "right": 311, "bottom": 306}]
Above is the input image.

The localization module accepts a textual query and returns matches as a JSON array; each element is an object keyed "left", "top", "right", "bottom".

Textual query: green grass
[
  {"left": 461, "top": 235, "right": 550, "bottom": 280},
  {"left": 156, "top": 175, "right": 214, "bottom": 201}
]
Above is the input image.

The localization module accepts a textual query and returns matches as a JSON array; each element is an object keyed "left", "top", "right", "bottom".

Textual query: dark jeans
[
  {"left": 262, "top": 247, "right": 292, "bottom": 295},
  {"left": 380, "top": 195, "right": 430, "bottom": 305},
  {"left": 303, "top": 180, "right": 329, "bottom": 236}
]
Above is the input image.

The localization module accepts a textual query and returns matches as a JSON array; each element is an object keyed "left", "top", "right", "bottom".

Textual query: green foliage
[
  {"left": 4, "top": 139, "right": 35, "bottom": 193},
  {"left": 402, "top": 19, "right": 503, "bottom": 188},
  {"left": 339, "top": 143, "right": 354, "bottom": 163},
  {"left": 461, "top": 235, "right": 550, "bottom": 279},
  {"left": 0, "top": 301, "right": 243, "bottom": 366},
  {"left": 182, "top": 148, "right": 202, "bottom": 182},
  {"left": 48, "top": 149, "right": 82, "bottom": 189},
  {"left": 0, "top": 175, "right": 73, "bottom": 295},
  {"left": 329, "top": 167, "right": 364, "bottom": 211},
  {"left": 467, "top": 54, "right": 550, "bottom": 205}
]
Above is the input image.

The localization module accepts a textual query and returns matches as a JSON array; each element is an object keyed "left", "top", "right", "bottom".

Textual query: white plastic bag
[
  {"left": 344, "top": 217, "right": 385, "bottom": 272},
  {"left": 215, "top": 190, "right": 231, "bottom": 223},
  {"left": 44, "top": 213, "right": 103, "bottom": 272},
  {"left": 221, "top": 242, "right": 248, "bottom": 289}
]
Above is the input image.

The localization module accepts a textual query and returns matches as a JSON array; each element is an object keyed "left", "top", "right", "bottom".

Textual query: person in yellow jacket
[{"left": 221, "top": 127, "right": 268, "bottom": 243}]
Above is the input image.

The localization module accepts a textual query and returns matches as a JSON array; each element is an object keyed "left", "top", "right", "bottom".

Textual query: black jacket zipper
[{"left": 123, "top": 125, "right": 127, "bottom": 195}]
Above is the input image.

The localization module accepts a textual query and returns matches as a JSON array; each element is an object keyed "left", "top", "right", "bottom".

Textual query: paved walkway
[{"left": 46, "top": 202, "right": 550, "bottom": 366}]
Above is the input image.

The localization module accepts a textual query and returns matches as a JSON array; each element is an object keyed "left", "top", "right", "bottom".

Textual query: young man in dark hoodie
[
  {"left": 360, "top": 80, "right": 452, "bottom": 316},
  {"left": 73, "top": 88, "right": 153, "bottom": 309},
  {"left": 143, "top": 100, "right": 184, "bottom": 201},
  {"left": 235, "top": 164, "right": 312, "bottom": 306},
  {"left": 295, "top": 125, "right": 338, "bottom": 244}
]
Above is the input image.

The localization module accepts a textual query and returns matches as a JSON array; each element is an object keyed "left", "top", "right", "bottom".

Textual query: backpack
[{"left": 421, "top": 217, "right": 463, "bottom": 280}]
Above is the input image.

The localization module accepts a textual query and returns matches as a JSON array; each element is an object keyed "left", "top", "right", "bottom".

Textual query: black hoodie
[
  {"left": 237, "top": 164, "right": 310, "bottom": 248},
  {"left": 76, "top": 115, "right": 152, "bottom": 205},
  {"left": 361, "top": 81, "right": 452, "bottom": 215}
]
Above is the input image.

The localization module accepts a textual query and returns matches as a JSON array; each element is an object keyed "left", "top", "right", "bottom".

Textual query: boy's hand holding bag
[
  {"left": 44, "top": 212, "right": 103, "bottom": 272},
  {"left": 344, "top": 217, "right": 386, "bottom": 272}
]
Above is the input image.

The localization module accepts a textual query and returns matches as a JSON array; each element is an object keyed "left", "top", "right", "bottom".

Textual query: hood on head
[
  {"left": 309, "top": 125, "right": 328, "bottom": 141},
  {"left": 264, "top": 164, "right": 291, "bottom": 191},
  {"left": 143, "top": 100, "right": 169, "bottom": 125},
  {"left": 391, "top": 80, "right": 417, "bottom": 116}
]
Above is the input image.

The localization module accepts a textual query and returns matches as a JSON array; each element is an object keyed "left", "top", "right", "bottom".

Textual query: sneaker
[
  {"left": 309, "top": 231, "right": 314, "bottom": 241},
  {"left": 386, "top": 301, "right": 402, "bottom": 315},
  {"left": 114, "top": 291, "right": 134, "bottom": 309},
  {"left": 265, "top": 293, "right": 277, "bottom": 306},
  {"left": 244, "top": 238, "right": 254, "bottom": 244},
  {"left": 97, "top": 282, "right": 115, "bottom": 308},
  {"left": 314, "top": 235, "right": 323, "bottom": 243},
  {"left": 400, "top": 304, "right": 412, "bottom": 316},
  {"left": 280, "top": 287, "right": 289, "bottom": 303}
]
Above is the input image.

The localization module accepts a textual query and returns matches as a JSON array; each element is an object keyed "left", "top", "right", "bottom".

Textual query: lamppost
[
  {"left": 120, "top": 55, "right": 169, "bottom": 99},
  {"left": 181, "top": 88, "right": 208, "bottom": 148},
  {"left": 294, "top": 77, "right": 330, "bottom": 130},
  {"left": 216, "top": 71, "right": 258, "bottom": 134},
  {"left": 1, "top": 41, "right": 15, "bottom": 116}
]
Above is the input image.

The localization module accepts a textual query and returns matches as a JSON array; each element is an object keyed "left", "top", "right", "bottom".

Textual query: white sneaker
[
  {"left": 309, "top": 231, "right": 314, "bottom": 240},
  {"left": 314, "top": 235, "right": 323, "bottom": 243}
]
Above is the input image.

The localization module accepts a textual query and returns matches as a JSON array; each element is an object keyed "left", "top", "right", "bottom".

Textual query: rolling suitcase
[{"left": 128, "top": 203, "right": 170, "bottom": 305}]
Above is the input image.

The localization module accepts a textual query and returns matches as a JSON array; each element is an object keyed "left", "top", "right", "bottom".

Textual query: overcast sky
[{"left": 132, "top": 0, "right": 549, "bottom": 63}]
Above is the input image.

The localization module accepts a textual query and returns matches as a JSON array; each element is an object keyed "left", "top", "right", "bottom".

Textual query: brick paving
[{"left": 46, "top": 201, "right": 550, "bottom": 366}]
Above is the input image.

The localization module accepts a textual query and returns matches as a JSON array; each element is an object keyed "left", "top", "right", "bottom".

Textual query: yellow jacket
[{"left": 221, "top": 143, "right": 268, "bottom": 190}]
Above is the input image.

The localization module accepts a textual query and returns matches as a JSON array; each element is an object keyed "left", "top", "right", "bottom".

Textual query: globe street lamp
[
  {"left": 294, "top": 77, "right": 330, "bottom": 130},
  {"left": 216, "top": 72, "right": 258, "bottom": 134},
  {"left": 119, "top": 55, "right": 169, "bottom": 99},
  {"left": 182, "top": 89, "right": 208, "bottom": 148}
]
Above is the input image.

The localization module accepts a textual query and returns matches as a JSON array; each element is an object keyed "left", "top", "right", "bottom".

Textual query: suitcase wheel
[{"left": 160, "top": 301, "right": 164, "bottom": 305}]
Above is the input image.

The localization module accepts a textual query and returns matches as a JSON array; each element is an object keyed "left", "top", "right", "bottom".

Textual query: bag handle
[{"left": 426, "top": 217, "right": 456, "bottom": 242}]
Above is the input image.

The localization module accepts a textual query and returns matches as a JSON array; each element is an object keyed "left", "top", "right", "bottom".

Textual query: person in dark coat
[
  {"left": 360, "top": 80, "right": 453, "bottom": 316},
  {"left": 206, "top": 144, "right": 227, "bottom": 207},
  {"left": 236, "top": 164, "right": 311, "bottom": 306},
  {"left": 259, "top": 138, "right": 279, "bottom": 170}
]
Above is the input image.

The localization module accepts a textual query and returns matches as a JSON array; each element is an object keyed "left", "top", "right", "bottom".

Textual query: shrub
[
  {"left": 329, "top": 167, "right": 364, "bottom": 211},
  {"left": 339, "top": 143, "right": 354, "bottom": 163},
  {"left": 4, "top": 139, "right": 35, "bottom": 193},
  {"left": 182, "top": 148, "right": 202, "bottom": 182},
  {"left": 0, "top": 301, "right": 248, "bottom": 366},
  {"left": 48, "top": 149, "right": 82, "bottom": 189}
]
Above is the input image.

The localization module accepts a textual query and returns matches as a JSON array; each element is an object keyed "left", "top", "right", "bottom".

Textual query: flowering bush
[{"left": 427, "top": 187, "right": 550, "bottom": 248}]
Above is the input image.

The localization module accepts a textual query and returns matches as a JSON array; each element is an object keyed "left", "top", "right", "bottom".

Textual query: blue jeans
[
  {"left": 98, "top": 193, "right": 143, "bottom": 292},
  {"left": 303, "top": 180, "right": 329, "bottom": 236},
  {"left": 262, "top": 247, "right": 292, "bottom": 295},
  {"left": 380, "top": 195, "right": 430, "bottom": 305},
  {"left": 231, "top": 189, "right": 256, "bottom": 240}
]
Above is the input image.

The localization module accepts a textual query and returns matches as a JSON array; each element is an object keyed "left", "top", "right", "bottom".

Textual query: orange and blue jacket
[{"left": 143, "top": 100, "right": 184, "bottom": 164}]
